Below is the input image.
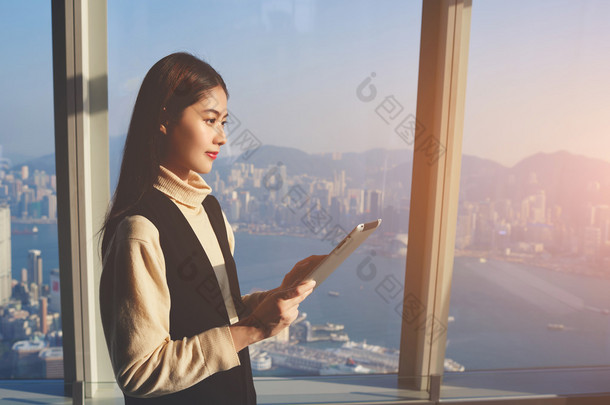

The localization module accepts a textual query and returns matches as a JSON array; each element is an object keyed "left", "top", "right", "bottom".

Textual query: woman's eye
[{"left": 204, "top": 118, "right": 226, "bottom": 127}]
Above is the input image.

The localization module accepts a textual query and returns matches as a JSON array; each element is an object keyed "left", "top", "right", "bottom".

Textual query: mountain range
[{"left": 10, "top": 141, "right": 610, "bottom": 226}]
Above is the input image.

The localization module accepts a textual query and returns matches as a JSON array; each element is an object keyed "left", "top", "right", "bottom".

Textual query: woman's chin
[{"left": 196, "top": 163, "right": 213, "bottom": 174}]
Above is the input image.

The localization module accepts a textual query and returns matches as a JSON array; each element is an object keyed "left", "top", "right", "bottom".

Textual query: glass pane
[
  {"left": 108, "top": 0, "right": 422, "bottom": 378},
  {"left": 0, "top": 1, "right": 63, "bottom": 379},
  {"left": 447, "top": 0, "right": 610, "bottom": 371}
]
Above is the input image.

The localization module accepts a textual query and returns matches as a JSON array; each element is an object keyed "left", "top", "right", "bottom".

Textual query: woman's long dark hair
[{"left": 97, "top": 52, "right": 229, "bottom": 260}]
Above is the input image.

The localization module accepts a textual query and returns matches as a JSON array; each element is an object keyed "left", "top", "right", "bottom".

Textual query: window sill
[
  {"left": 4, "top": 368, "right": 610, "bottom": 405},
  {"left": 255, "top": 374, "right": 429, "bottom": 404},
  {"left": 442, "top": 367, "right": 610, "bottom": 402},
  {"left": 0, "top": 379, "right": 68, "bottom": 403}
]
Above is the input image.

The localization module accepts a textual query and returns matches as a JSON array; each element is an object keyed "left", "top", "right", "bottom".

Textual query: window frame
[
  {"left": 52, "top": 0, "right": 111, "bottom": 399},
  {"left": 397, "top": 0, "right": 471, "bottom": 396}
]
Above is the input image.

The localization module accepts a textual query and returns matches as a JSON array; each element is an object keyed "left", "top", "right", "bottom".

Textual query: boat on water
[
  {"left": 12, "top": 226, "right": 38, "bottom": 235},
  {"left": 328, "top": 291, "right": 340, "bottom": 297},
  {"left": 250, "top": 351, "right": 272, "bottom": 371},
  {"left": 313, "top": 322, "right": 344, "bottom": 332},
  {"left": 444, "top": 358, "right": 465, "bottom": 372},
  {"left": 319, "top": 357, "right": 371, "bottom": 375},
  {"left": 547, "top": 323, "right": 565, "bottom": 331},
  {"left": 330, "top": 332, "right": 349, "bottom": 342}
]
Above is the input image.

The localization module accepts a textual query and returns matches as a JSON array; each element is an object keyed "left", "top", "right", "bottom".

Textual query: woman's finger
[
  {"left": 278, "top": 280, "right": 315, "bottom": 302},
  {"left": 282, "top": 290, "right": 313, "bottom": 309}
]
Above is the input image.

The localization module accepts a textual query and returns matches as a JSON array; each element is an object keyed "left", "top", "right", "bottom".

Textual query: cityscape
[
  {"left": 209, "top": 145, "right": 610, "bottom": 277},
  {"left": 1, "top": 143, "right": 610, "bottom": 377},
  {"left": 0, "top": 149, "right": 62, "bottom": 379}
]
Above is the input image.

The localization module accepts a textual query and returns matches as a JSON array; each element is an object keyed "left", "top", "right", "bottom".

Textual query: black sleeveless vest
[{"left": 123, "top": 187, "right": 257, "bottom": 404}]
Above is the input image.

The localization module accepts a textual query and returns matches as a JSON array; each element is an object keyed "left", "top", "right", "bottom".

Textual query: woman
[{"left": 98, "top": 52, "right": 324, "bottom": 404}]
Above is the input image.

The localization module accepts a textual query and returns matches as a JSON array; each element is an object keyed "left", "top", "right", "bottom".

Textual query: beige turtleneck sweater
[{"left": 100, "top": 165, "right": 266, "bottom": 398}]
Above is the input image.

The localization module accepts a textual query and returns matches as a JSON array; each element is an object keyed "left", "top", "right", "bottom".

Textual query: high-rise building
[
  {"left": 520, "top": 197, "right": 530, "bottom": 225},
  {"left": 474, "top": 200, "right": 494, "bottom": 248},
  {"left": 530, "top": 190, "right": 546, "bottom": 224},
  {"left": 19, "top": 187, "right": 36, "bottom": 218},
  {"left": 229, "top": 192, "right": 241, "bottom": 223},
  {"left": 27, "top": 250, "right": 43, "bottom": 288},
  {"left": 277, "top": 164, "right": 288, "bottom": 202},
  {"left": 49, "top": 269, "right": 61, "bottom": 314},
  {"left": 330, "top": 197, "right": 342, "bottom": 226},
  {"left": 29, "top": 283, "right": 39, "bottom": 303},
  {"left": 41, "top": 296, "right": 48, "bottom": 335},
  {"left": 369, "top": 190, "right": 382, "bottom": 219},
  {"left": 0, "top": 205, "right": 12, "bottom": 306},
  {"left": 239, "top": 190, "right": 250, "bottom": 220},
  {"left": 312, "top": 182, "right": 331, "bottom": 208},
  {"left": 455, "top": 202, "right": 475, "bottom": 249},
  {"left": 42, "top": 194, "right": 57, "bottom": 219},
  {"left": 347, "top": 189, "right": 365, "bottom": 215},
  {"left": 333, "top": 170, "right": 346, "bottom": 198}
]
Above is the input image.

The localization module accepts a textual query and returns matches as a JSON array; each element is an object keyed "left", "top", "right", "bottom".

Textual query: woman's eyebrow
[{"left": 201, "top": 108, "right": 228, "bottom": 119}]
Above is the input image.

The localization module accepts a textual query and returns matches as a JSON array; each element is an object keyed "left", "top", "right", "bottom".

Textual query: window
[
  {"left": 446, "top": 0, "right": 610, "bottom": 372},
  {"left": 108, "top": 0, "right": 423, "bottom": 379},
  {"left": 0, "top": 1, "right": 63, "bottom": 380}
]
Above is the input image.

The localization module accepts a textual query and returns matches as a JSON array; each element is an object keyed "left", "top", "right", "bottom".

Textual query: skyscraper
[
  {"left": 27, "top": 249, "right": 43, "bottom": 288},
  {"left": 21, "top": 165, "right": 29, "bottom": 181},
  {"left": 42, "top": 194, "right": 57, "bottom": 220},
  {"left": 369, "top": 190, "right": 382, "bottom": 220},
  {"left": 333, "top": 170, "right": 346, "bottom": 198},
  {"left": 0, "top": 205, "right": 12, "bottom": 306},
  {"left": 49, "top": 269, "right": 61, "bottom": 314},
  {"left": 531, "top": 190, "right": 546, "bottom": 224},
  {"left": 41, "top": 296, "right": 48, "bottom": 335}
]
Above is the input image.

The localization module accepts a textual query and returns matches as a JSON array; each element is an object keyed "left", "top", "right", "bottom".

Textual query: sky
[{"left": 1, "top": 0, "right": 609, "bottom": 167}]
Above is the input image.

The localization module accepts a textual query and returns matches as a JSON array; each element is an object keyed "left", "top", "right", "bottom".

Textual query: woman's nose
[{"left": 215, "top": 125, "right": 227, "bottom": 145}]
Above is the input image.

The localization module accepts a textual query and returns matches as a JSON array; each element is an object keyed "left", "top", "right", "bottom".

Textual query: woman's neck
[{"left": 160, "top": 160, "right": 190, "bottom": 182}]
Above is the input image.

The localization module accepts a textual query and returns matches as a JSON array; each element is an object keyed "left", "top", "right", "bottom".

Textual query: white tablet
[{"left": 304, "top": 219, "right": 382, "bottom": 288}]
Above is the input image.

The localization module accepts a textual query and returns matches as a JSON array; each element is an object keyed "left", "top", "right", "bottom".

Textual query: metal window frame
[{"left": 397, "top": 0, "right": 471, "bottom": 395}]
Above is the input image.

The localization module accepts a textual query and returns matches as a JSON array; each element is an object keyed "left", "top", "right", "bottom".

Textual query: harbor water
[{"left": 9, "top": 223, "right": 610, "bottom": 374}]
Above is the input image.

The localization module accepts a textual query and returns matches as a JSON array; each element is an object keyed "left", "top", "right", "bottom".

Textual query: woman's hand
[
  {"left": 229, "top": 254, "right": 327, "bottom": 351},
  {"left": 278, "top": 254, "right": 328, "bottom": 291},
  {"left": 229, "top": 279, "right": 316, "bottom": 350},
  {"left": 251, "top": 279, "right": 315, "bottom": 338}
]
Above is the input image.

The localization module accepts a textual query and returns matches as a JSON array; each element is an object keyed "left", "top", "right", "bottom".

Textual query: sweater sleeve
[{"left": 99, "top": 215, "right": 241, "bottom": 398}]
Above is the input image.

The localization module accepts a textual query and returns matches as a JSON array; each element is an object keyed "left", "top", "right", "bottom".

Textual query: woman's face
[{"left": 161, "top": 85, "right": 227, "bottom": 180}]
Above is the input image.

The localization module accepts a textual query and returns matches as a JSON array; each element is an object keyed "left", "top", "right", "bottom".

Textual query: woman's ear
[{"left": 159, "top": 106, "right": 169, "bottom": 134}]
